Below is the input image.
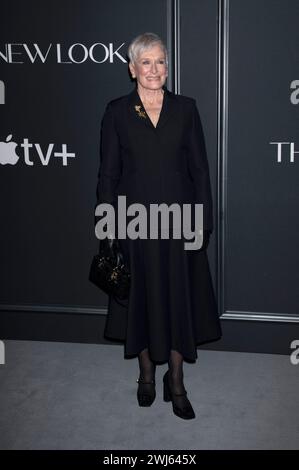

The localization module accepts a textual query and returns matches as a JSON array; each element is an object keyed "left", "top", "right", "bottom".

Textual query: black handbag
[{"left": 89, "top": 236, "right": 131, "bottom": 307}]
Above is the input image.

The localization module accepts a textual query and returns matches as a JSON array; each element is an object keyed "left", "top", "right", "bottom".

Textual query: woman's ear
[{"left": 129, "top": 62, "right": 135, "bottom": 78}]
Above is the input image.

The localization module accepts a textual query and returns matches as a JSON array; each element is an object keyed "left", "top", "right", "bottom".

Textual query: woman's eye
[{"left": 142, "top": 60, "right": 165, "bottom": 65}]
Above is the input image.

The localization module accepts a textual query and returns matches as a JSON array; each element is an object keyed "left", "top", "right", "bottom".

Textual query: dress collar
[{"left": 128, "top": 84, "right": 177, "bottom": 130}]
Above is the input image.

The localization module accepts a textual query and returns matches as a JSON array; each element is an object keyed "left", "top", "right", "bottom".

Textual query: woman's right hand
[{"left": 98, "top": 222, "right": 116, "bottom": 254}]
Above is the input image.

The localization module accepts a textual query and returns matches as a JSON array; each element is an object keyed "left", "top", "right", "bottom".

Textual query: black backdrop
[{"left": 1, "top": 0, "right": 298, "bottom": 353}]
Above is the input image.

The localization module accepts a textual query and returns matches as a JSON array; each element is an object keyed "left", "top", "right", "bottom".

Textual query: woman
[{"left": 95, "top": 32, "right": 222, "bottom": 420}]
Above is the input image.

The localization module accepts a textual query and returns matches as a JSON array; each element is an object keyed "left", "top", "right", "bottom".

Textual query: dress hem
[{"left": 103, "top": 331, "right": 222, "bottom": 364}]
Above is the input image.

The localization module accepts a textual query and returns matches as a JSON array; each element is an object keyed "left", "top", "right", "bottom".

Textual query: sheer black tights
[
  {"left": 168, "top": 350, "right": 186, "bottom": 395},
  {"left": 138, "top": 348, "right": 186, "bottom": 393},
  {"left": 138, "top": 348, "right": 156, "bottom": 383}
]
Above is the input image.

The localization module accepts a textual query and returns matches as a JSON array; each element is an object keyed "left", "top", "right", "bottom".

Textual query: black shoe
[
  {"left": 163, "top": 370, "right": 195, "bottom": 420},
  {"left": 136, "top": 377, "right": 156, "bottom": 407}
]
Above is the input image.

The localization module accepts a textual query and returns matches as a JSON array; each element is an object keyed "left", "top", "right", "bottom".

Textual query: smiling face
[{"left": 129, "top": 44, "right": 168, "bottom": 91}]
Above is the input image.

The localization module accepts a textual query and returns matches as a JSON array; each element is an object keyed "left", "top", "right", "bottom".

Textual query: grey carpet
[{"left": 0, "top": 340, "right": 298, "bottom": 450}]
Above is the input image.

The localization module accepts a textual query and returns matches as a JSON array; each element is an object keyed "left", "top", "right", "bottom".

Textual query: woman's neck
[{"left": 137, "top": 85, "right": 164, "bottom": 105}]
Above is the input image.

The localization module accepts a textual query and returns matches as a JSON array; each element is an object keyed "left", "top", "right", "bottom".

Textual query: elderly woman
[{"left": 95, "top": 32, "right": 222, "bottom": 420}]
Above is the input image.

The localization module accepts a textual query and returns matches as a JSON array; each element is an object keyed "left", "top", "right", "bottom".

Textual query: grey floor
[{"left": 0, "top": 340, "right": 298, "bottom": 450}]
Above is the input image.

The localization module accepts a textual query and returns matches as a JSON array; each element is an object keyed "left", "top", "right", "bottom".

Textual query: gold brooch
[{"left": 134, "top": 105, "right": 147, "bottom": 119}]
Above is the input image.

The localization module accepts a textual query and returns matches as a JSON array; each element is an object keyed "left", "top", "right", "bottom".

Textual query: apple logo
[{"left": 0, "top": 134, "right": 19, "bottom": 165}]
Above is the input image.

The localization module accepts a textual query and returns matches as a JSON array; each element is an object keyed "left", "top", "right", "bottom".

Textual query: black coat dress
[{"left": 95, "top": 84, "right": 222, "bottom": 363}]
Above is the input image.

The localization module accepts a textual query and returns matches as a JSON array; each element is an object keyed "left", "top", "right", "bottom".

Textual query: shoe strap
[
  {"left": 165, "top": 373, "right": 187, "bottom": 396},
  {"left": 172, "top": 391, "right": 187, "bottom": 396},
  {"left": 136, "top": 378, "right": 155, "bottom": 384}
]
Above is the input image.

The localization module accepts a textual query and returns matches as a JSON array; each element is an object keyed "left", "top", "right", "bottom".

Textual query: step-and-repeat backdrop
[
  {"left": 0, "top": 0, "right": 298, "bottom": 326},
  {"left": 0, "top": 0, "right": 168, "bottom": 313},
  {"left": 225, "top": 0, "right": 299, "bottom": 319}
]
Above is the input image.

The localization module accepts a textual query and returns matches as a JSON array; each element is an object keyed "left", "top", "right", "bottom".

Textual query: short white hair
[{"left": 127, "top": 32, "right": 168, "bottom": 67}]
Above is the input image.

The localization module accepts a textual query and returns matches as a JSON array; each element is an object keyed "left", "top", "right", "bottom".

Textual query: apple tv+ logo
[{"left": 0, "top": 134, "right": 76, "bottom": 166}]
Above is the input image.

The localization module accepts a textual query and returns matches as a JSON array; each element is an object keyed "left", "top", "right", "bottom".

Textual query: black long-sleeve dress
[{"left": 95, "top": 84, "right": 222, "bottom": 363}]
